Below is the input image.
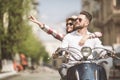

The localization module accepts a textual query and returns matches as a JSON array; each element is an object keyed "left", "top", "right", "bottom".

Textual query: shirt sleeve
[
  {"left": 42, "top": 24, "right": 64, "bottom": 41},
  {"left": 94, "top": 38, "right": 103, "bottom": 48},
  {"left": 94, "top": 38, "right": 107, "bottom": 56}
]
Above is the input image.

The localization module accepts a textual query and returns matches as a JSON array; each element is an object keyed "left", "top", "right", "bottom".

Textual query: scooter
[{"left": 53, "top": 47, "right": 120, "bottom": 80}]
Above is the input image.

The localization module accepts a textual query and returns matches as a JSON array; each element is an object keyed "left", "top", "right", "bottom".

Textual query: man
[
  {"left": 61, "top": 11, "right": 103, "bottom": 50},
  {"left": 20, "top": 53, "right": 28, "bottom": 70},
  {"left": 59, "top": 11, "right": 105, "bottom": 80}
]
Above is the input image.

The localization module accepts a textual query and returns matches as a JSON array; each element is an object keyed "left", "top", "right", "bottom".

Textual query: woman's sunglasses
[{"left": 66, "top": 23, "right": 73, "bottom": 26}]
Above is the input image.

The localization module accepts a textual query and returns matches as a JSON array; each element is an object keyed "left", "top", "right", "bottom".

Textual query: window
[
  {"left": 113, "top": 0, "right": 120, "bottom": 9},
  {"left": 116, "top": 0, "right": 120, "bottom": 9}
]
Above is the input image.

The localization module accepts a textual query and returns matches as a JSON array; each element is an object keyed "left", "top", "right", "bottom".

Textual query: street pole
[{"left": 0, "top": 42, "right": 2, "bottom": 72}]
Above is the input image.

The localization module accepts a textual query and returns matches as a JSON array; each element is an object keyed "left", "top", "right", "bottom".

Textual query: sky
[{"left": 38, "top": 0, "right": 82, "bottom": 25}]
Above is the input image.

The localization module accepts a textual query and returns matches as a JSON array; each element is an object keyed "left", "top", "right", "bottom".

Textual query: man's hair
[{"left": 80, "top": 11, "right": 92, "bottom": 22}]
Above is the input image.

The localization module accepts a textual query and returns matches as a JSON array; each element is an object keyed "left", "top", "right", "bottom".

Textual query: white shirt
[{"left": 60, "top": 31, "right": 103, "bottom": 62}]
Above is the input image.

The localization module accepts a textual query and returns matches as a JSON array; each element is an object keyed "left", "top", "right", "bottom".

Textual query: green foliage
[
  {"left": 0, "top": 0, "right": 49, "bottom": 62},
  {"left": 18, "top": 31, "right": 49, "bottom": 63},
  {"left": 0, "top": 15, "right": 4, "bottom": 41}
]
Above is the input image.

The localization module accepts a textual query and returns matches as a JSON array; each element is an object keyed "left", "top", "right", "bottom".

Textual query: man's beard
[{"left": 73, "top": 26, "right": 84, "bottom": 31}]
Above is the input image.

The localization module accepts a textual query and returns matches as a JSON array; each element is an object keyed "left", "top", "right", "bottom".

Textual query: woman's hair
[{"left": 66, "top": 15, "right": 77, "bottom": 22}]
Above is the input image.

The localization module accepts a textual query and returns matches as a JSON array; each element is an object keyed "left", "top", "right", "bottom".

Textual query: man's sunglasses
[
  {"left": 75, "top": 18, "right": 82, "bottom": 22},
  {"left": 66, "top": 23, "right": 73, "bottom": 26}
]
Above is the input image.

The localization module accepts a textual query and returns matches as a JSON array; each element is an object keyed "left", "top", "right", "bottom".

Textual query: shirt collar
[{"left": 71, "top": 30, "right": 91, "bottom": 36}]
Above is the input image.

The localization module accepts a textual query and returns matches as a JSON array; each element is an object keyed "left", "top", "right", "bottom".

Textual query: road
[
  {"left": 2, "top": 66, "right": 120, "bottom": 80},
  {"left": 3, "top": 66, "right": 60, "bottom": 80}
]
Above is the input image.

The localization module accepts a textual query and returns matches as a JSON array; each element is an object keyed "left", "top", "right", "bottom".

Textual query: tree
[
  {"left": 0, "top": 0, "right": 49, "bottom": 66},
  {"left": 0, "top": 0, "right": 9, "bottom": 71},
  {"left": 18, "top": 29, "right": 49, "bottom": 64}
]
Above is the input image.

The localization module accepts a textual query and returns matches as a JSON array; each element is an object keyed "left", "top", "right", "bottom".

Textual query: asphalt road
[{"left": 2, "top": 66, "right": 60, "bottom": 80}]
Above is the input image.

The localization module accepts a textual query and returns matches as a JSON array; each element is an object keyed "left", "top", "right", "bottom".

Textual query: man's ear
[{"left": 85, "top": 20, "right": 89, "bottom": 26}]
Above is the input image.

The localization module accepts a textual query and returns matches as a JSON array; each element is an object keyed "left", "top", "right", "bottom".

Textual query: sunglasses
[
  {"left": 75, "top": 18, "right": 82, "bottom": 22},
  {"left": 66, "top": 23, "right": 73, "bottom": 26}
]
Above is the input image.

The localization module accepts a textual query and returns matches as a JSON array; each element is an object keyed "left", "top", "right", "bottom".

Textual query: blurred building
[
  {"left": 81, "top": 0, "right": 120, "bottom": 45},
  {"left": 81, "top": 0, "right": 120, "bottom": 79}
]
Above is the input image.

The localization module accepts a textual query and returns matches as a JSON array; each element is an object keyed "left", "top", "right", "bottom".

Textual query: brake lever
[{"left": 111, "top": 54, "right": 120, "bottom": 60}]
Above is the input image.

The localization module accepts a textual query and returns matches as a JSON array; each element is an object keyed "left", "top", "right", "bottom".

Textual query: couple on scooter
[
  {"left": 58, "top": 11, "right": 109, "bottom": 80},
  {"left": 29, "top": 11, "right": 109, "bottom": 80}
]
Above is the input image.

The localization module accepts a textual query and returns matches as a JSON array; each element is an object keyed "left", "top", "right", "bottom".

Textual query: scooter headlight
[{"left": 81, "top": 47, "right": 92, "bottom": 59}]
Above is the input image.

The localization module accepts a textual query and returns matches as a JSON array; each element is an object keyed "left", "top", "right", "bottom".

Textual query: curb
[{"left": 0, "top": 71, "right": 18, "bottom": 80}]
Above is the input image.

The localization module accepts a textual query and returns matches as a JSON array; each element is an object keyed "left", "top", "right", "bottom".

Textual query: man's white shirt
[{"left": 60, "top": 31, "right": 103, "bottom": 62}]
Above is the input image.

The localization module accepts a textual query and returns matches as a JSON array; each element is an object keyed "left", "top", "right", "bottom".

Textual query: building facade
[
  {"left": 81, "top": 0, "right": 120, "bottom": 79},
  {"left": 82, "top": 0, "right": 120, "bottom": 45}
]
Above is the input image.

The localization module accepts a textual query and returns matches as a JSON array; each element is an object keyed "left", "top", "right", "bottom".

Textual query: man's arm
[
  {"left": 89, "top": 32, "right": 102, "bottom": 39},
  {"left": 29, "top": 16, "right": 64, "bottom": 41},
  {"left": 94, "top": 38, "right": 107, "bottom": 57}
]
